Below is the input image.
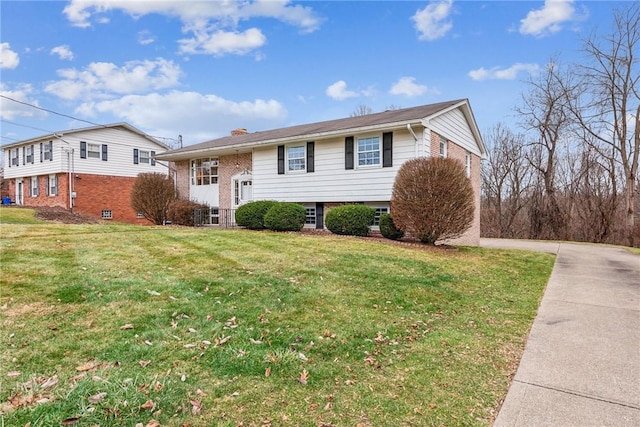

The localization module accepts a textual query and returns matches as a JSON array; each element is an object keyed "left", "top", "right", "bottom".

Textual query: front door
[
  {"left": 232, "top": 173, "right": 253, "bottom": 208},
  {"left": 16, "top": 179, "right": 23, "bottom": 205}
]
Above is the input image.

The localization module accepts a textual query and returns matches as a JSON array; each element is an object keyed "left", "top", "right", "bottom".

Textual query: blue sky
[{"left": 0, "top": 0, "right": 626, "bottom": 149}]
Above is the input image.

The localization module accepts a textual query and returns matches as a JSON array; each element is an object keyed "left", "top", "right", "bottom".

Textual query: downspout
[{"left": 407, "top": 124, "right": 419, "bottom": 157}]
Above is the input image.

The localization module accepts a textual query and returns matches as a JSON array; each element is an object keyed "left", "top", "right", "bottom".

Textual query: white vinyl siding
[
  {"left": 252, "top": 129, "right": 415, "bottom": 203},
  {"left": 3, "top": 126, "right": 166, "bottom": 180},
  {"left": 430, "top": 107, "right": 482, "bottom": 157}
]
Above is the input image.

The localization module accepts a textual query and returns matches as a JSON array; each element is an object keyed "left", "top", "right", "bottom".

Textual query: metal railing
[{"left": 193, "top": 208, "right": 236, "bottom": 228}]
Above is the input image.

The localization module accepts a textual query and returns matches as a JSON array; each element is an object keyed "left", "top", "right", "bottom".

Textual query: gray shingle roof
[{"left": 160, "top": 99, "right": 466, "bottom": 156}]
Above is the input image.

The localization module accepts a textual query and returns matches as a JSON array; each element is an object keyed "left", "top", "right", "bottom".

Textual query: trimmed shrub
[
  {"left": 131, "top": 172, "right": 176, "bottom": 225},
  {"left": 391, "top": 157, "right": 474, "bottom": 244},
  {"left": 167, "top": 200, "right": 209, "bottom": 226},
  {"left": 264, "top": 202, "right": 306, "bottom": 231},
  {"left": 235, "top": 200, "right": 278, "bottom": 229},
  {"left": 325, "top": 204, "right": 376, "bottom": 237},
  {"left": 379, "top": 213, "right": 404, "bottom": 240}
]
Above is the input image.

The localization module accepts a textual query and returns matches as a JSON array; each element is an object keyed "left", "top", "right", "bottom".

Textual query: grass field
[{"left": 0, "top": 207, "right": 554, "bottom": 426}]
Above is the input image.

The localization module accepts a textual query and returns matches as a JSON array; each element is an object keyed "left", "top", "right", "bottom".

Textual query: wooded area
[{"left": 481, "top": 3, "right": 639, "bottom": 247}]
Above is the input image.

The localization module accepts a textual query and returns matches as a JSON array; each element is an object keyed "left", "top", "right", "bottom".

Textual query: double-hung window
[
  {"left": 11, "top": 149, "right": 19, "bottom": 166},
  {"left": 287, "top": 145, "right": 306, "bottom": 172},
  {"left": 43, "top": 141, "right": 53, "bottom": 161},
  {"left": 47, "top": 174, "right": 58, "bottom": 196},
  {"left": 439, "top": 137, "right": 447, "bottom": 157},
  {"left": 29, "top": 176, "right": 39, "bottom": 197},
  {"left": 87, "top": 143, "right": 101, "bottom": 158},
  {"left": 26, "top": 145, "right": 34, "bottom": 164},
  {"left": 357, "top": 136, "right": 381, "bottom": 167},
  {"left": 139, "top": 150, "right": 150, "bottom": 164}
]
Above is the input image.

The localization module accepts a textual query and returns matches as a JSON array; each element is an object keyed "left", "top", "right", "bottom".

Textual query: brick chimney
[{"left": 231, "top": 128, "right": 248, "bottom": 136}]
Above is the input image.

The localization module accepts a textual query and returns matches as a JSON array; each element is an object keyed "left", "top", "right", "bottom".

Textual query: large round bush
[
  {"left": 379, "top": 213, "right": 404, "bottom": 240},
  {"left": 235, "top": 200, "right": 278, "bottom": 229},
  {"left": 325, "top": 204, "right": 376, "bottom": 237},
  {"left": 167, "top": 199, "right": 209, "bottom": 226},
  {"left": 264, "top": 202, "right": 306, "bottom": 231},
  {"left": 391, "top": 157, "right": 474, "bottom": 244}
]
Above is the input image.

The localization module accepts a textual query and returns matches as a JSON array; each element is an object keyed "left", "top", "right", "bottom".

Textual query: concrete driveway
[{"left": 480, "top": 239, "right": 640, "bottom": 426}]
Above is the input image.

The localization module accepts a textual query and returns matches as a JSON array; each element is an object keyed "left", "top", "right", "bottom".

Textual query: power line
[
  {"left": 0, "top": 95, "right": 107, "bottom": 128},
  {"left": 1, "top": 119, "right": 54, "bottom": 135}
]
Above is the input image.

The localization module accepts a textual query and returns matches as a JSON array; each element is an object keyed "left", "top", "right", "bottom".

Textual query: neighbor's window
[
  {"left": 29, "top": 176, "right": 39, "bottom": 197},
  {"left": 47, "top": 174, "right": 58, "bottom": 196},
  {"left": 439, "top": 137, "right": 447, "bottom": 157},
  {"left": 357, "top": 136, "right": 380, "bottom": 167},
  {"left": 287, "top": 145, "right": 306, "bottom": 172},
  {"left": 101, "top": 210, "right": 113, "bottom": 219},
  {"left": 26, "top": 145, "right": 34, "bottom": 164},
  {"left": 191, "top": 158, "right": 219, "bottom": 185},
  {"left": 88, "top": 143, "right": 101, "bottom": 159},
  {"left": 139, "top": 150, "right": 150, "bottom": 164}
]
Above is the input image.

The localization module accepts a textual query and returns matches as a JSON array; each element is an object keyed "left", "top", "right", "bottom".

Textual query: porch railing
[{"left": 193, "top": 208, "right": 236, "bottom": 228}]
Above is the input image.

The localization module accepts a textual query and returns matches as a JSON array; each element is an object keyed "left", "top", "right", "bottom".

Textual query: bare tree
[
  {"left": 481, "top": 124, "right": 532, "bottom": 237},
  {"left": 350, "top": 104, "right": 373, "bottom": 117},
  {"left": 516, "top": 59, "right": 575, "bottom": 239},
  {"left": 569, "top": 3, "right": 640, "bottom": 245}
]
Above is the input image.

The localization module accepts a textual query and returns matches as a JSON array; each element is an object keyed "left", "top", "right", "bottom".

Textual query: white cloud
[
  {"left": 76, "top": 91, "right": 287, "bottom": 142},
  {"left": 137, "top": 30, "right": 156, "bottom": 46},
  {"left": 0, "top": 83, "right": 47, "bottom": 120},
  {"left": 412, "top": 0, "right": 454, "bottom": 41},
  {"left": 63, "top": 0, "right": 321, "bottom": 56},
  {"left": 51, "top": 45, "right": 74, "bottom": 61},
  {"left": 520, "top": 0, "right": 576, "bottom": 37},
  {"left": 44, "top": 58, "right": 182, "bottom": 100},
  {"left": 468, "top": 63, "right": 540, "bottom": 81},
  {"left": 389, "top": 77, "right": 428, "bottom": 97},
  {"left": 179, "top": 28, "right": 266, "bottom": 56},
  {"left": 326, "top": 81, "right": 360, "bottom": 101},
  {"left": 0, "top": 42, "right": 20, "bottom": 69}
]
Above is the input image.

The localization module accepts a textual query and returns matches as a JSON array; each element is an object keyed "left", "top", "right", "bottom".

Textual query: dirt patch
[{"left": 35, "top": 207, "right": 99, "bottom": 225}]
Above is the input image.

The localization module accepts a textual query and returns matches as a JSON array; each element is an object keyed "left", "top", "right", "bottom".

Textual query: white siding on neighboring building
[
  {"left": 253, "top": 129, "right": 418, "bottom": 203},
  {"left": 429, "top": 107, "right": 481, "bottom": 156},
  {"left": 3, "top": 126, "right": 166, "bottom": 179}
]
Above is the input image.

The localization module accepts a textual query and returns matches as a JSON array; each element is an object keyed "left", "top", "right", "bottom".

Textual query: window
[
  {"left": 47, "top": 174, "right": 58, "bottom": 196},
  {"left": 43, "top": 141, "right": 53, "bottom": 161},
  {"left": 357, "top": 136, "right": 380, "bottom": 167},
  {"left": 87, "top": 143, "right": 101, "bottom": 158},
  {"left": 29, "top": 177, "right": 39, "bottom": 197},
  {"left": 26, "top": 145, "right": 34, "bottom": 164},
  {"left": 465, "top": 151, "right": 471, "bottom": 178},
  {"left": 233, "top": 178, "right": 253, "bottom": 206},
  {"left": 136, "top": 212, "right": 145, "bottom": 218},
  {"left": 101, "top": 210, "right": 113, "bottom": 219},
  {"left": 191, "top": 158, "right": 219, "bottom": 185},
  {"left": 305, "top": 207, "right": 316, "bottom": 225},
  {"left": 373, "top": 207, "right": 388, "bottom": 226},
  {"left": 210, "top": 208, "right": 220, "bottom": 225},
  {"left": 11, "top": 149, "right": 19, "bottom": 166},
  {"left": 287, "top": 145, "right": 306, "bottom": 172},
  {"left": 139, "top": 150, "right": 150, "bottom": 164},
  {"left": 439, "top": 137, "right": 447, "bottom": 157}
]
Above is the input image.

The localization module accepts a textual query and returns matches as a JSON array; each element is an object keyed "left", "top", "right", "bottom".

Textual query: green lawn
[{"left": 0, "top": 208, "right": 554, "bottom": 426}]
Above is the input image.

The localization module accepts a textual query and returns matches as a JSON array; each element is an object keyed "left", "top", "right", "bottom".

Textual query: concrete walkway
[{"left": 481, "top": 239, "right": 640, "bottom": 427}]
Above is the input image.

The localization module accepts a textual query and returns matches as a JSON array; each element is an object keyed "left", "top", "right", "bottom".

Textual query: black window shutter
[
  {"left": 151, "top": 151, "right": 156, "bottom": 166},
  {"left": 133, "top": 149, "right": 139, "bottom": 164},
  {"left": 315, "top": 202, "right": 324, "bottom": 229},
  {"left": 277, "top": 145, "right": 285, "bottom": 175},
  {"left": 345, "top": 136, "right": 354, "bottom": 170},
  {"left": 31, "top": 145, "right": 35, "bottom": 164},
  {"left": 45, "top": 176, "right": 49, "bottom": 196},
  {"left": 80, "top": 141, "right": 87, "bottom": 159},
  {"left": 40, "top": 143, "right": 44, "bottom": 162},
  {"left": 49, "top": 141, "right": 53, "bottom": 161},
  {"left": 306, "top": 141, "right": 314, "bottom": 173},
  {"left": 22, "top": 147, "right": 25, "bottom": 165},
  {"left": 382, "top": 132, "right": 393, "bottom": 167},
  {"left": 102, "top": 144, "right": 108, "bottom": 161}
]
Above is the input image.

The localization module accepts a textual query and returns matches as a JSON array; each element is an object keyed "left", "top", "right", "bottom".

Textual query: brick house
[
  {"left": 155, "top": 99, "right": 487, "bottom": 245},
  {"left": 2, "top": 123, "right": 169, "bottom": 224}
]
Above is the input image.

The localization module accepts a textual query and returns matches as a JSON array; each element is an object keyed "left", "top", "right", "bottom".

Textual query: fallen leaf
[
  {"left": 190, "top": 399, "right": 202, "bottom": 415},
  {"left": 215, "top": 336, "right": 231, "bottom": 346},
  {"left": 183, "top": 344, "right": 196, "bottom": 348},
  {"left": 61, "top": 417, "right": 81, "bottom": 425},
  {"left": 139, "top": 360, "right": 151, "bottom": 368},
  {"left": 40, "top": 375, "right": 59, "bottom": 389},
  {"left": 88, "top": 392, "right": 107, "bottom": 404},
  {"left": 140, "top": 399, "right": 155, "bottom": 410},
  {"left": 230, "top": 391, "right": 240, "bottom": 397},
  {"left": 249, "top": 338, "right": 262, "bottom": 345},
  {"left": 76, "top": 361, "right": 97, "bottom": 372},
  {"left": 298, "top": 369, "right": 309, "bottom": 385},
  {"left": 145, "top": 420, "right": 160, "bottom": 427},
  {"left": 146, "top": 289, "right": 161, "bottom": 296},
  {"left": 188, "top": 328, "right": 197, "bottom": 333},
  {"left": 195, "top": 389, "right": 206, "bottom": 397},
  {"left": 144, "top": 340, "right": 153, "bottom": 346},
  {"left": 7, "top": 371, "right": 21, "bottom": 377},
  {"left": 265, "top": 367, "right": 271, "bottom": 377},
  {"left": 120, "top": 324, "right": 134, "bottom": 330}
]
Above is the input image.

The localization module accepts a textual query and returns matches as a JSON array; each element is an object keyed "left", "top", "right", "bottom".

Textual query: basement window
[{"left": 101, "top": 210, "right": 113, "bottom": 220}]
